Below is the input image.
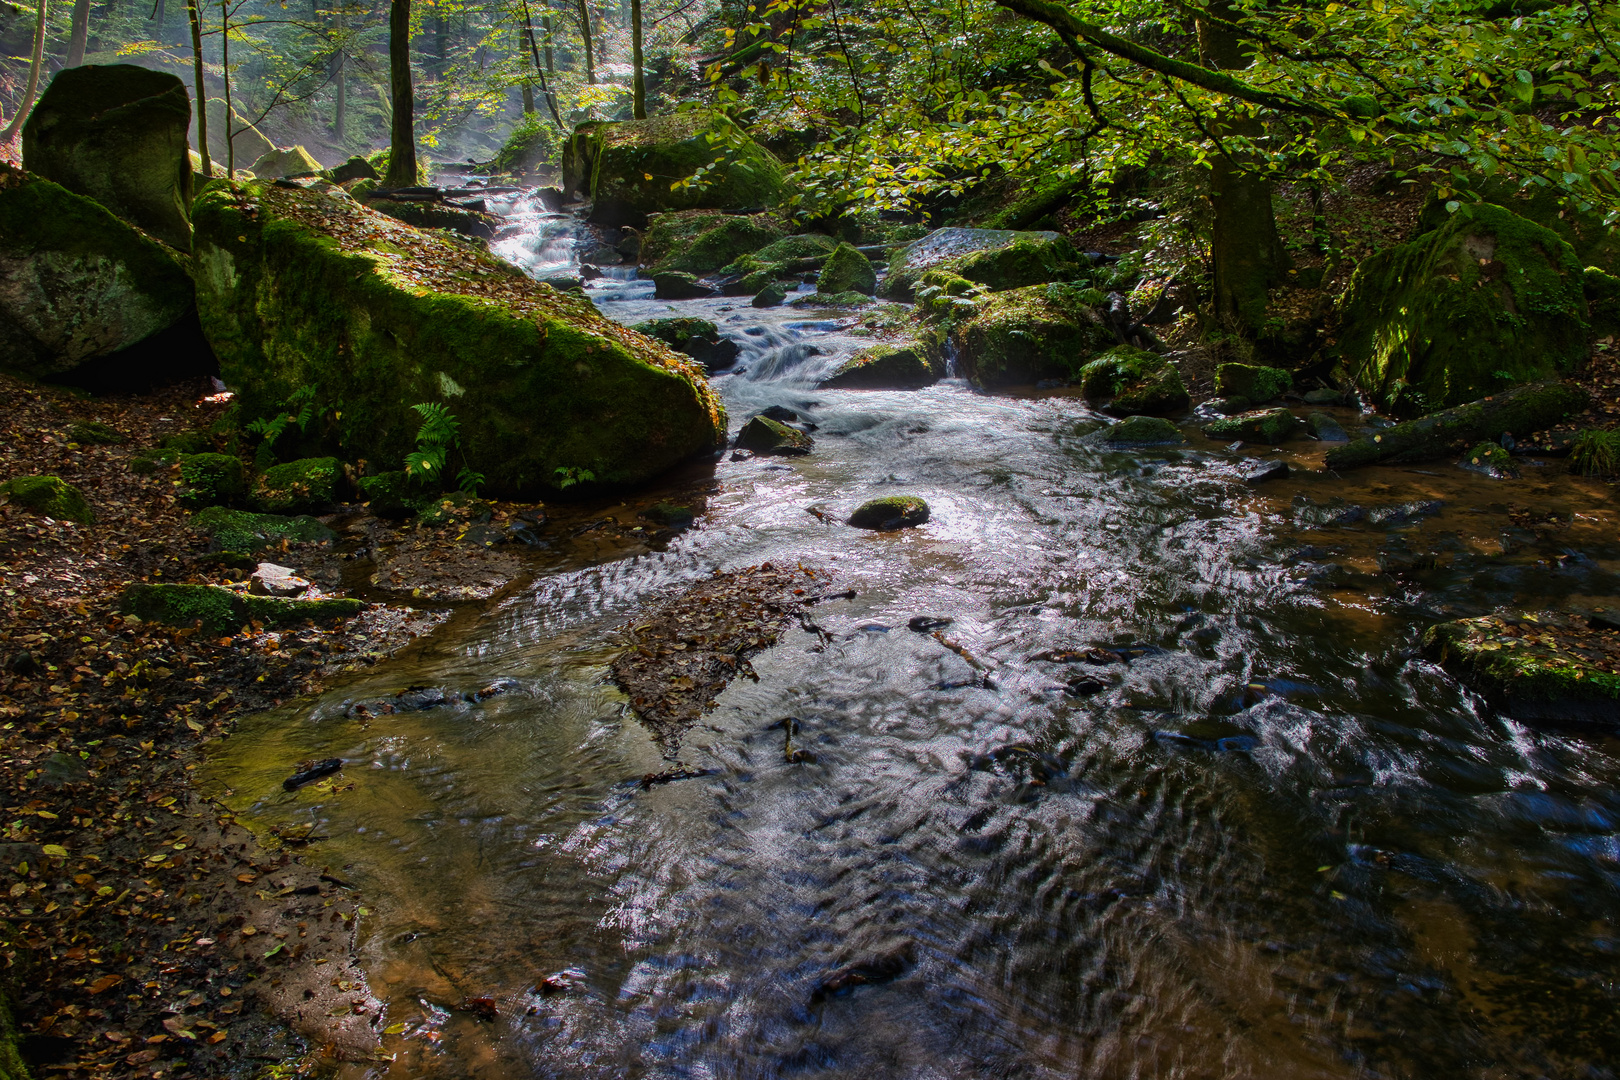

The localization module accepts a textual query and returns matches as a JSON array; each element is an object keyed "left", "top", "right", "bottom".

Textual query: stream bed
[{"left": 205, "top": 191, "right": 1620, "bottom": 1079}]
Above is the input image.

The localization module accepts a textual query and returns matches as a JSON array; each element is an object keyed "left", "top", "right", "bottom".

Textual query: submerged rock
[
  {"left": 1203, "top": 407, "right": 1299, "bottom": 445},
  {"left": 736, "top": 415, "right": 812, "bottom": 455},
  {"left": 848, "top": 495, "right": 930, "bottom": 530},
  {"left": 653, "top": 270, "right": 714, "bottom": 299},
  {"left": 22, "top": 64, "right": 194, "bottom": 249},
  {"left": 1423, "top": 611, "right": 1620, "bottom": 725},
  {"left": 1461, "top": 439, "right": 1519, "bottom": 478},
  {"left": 0, "top": 164, "right": 196, "bottom": 378},
  {"left": 192, "top": 181, "right": 724, "bottom": 495},
  {"left": 1335, "top": 203, "right": 1588, "bottom": 411},
  {"left": 818, "top": 342, "right": 942, "bottom": 390},
  {"left": 951, "top": 282, "right": 1113, "bottom": 388},
  {"left": 1306, "top": 411, "right": 1350, "bottom": 442},
  {"left": 1, "top": 475, "right": 93, "bottom": 523},
  {"left": 562, "top": 112, "right": 787, "bottom": 227},
  {"left": 882, "top": 228, "right": 1080, "bottom": 301},
  {"left": 1078, "top": 346, "right": 1189, "bottom": 417},
  {"left": 751, "top": 281, "right": 789, "bottom": 308}
]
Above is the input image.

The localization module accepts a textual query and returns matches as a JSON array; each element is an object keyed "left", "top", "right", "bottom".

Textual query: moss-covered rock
[
  {"left": 22, "top": 64, "right": 194, "bottom": 249},
  {"left": 652, "top": 270, "right": 714, "bottom": 299},
  {"left": 0, "top": 164, "right": 197, "bottom": 378},
  {"left": 1586, "top": 265, "right": 1620, "bottom": 337},
  {"left": 1214, "top": 362, "right": 1292, "bottom": 404},
  {"left": 1462, "top": 439, "right": 1518, "bottom": 477},
  {"left": 629, "top": 317, "right": 738, "bottom": 371},
  {"left": 747, "top": 233, "right": 838, "bottom": 265},
  {"left": 192, "top": 180, "right": 724, "bottom": 495},
  {"left": 489, "top": 114, "right": 561, "bottom": 178},
  {"left": 736, "top": 415, "right": 812, "bottom": 455},
  {"left": 789, "top": 291, "right": 874, "bottom": 308},
  {"left": 189, "top": 505, "right": 336, "bottom": 550},
  {"left": 129, "top": 446, "right": 181, "bottom": 473},
  {"left": 417, "top": 490, "right": 493, "bottom": 527},
  {"left": 818, "top": 242, "right": 876, "bottom": 296},
  {"left": 254, "top": 456, "right": 342, "bottom": 513},
  {"left": 324, "top": 156, "right": 379, "bottom": 184},
  {"left": 1078, "top": 346, "right": 1189, "bottom": 416},
  {"left": 641, "top": 210, "right": 784, "bottom": 275},
  {"left": 1203, "top": 407, "right": 1300, "bottom": 444},
  {"left": 363, "top": 197, "right": 500, "bottom": 240},
  {"left": 1420, "top": 180, "right": 1620, "bottom": 277},
  {"left": 848, "top": 495, "right": 930, "bottom": 530},
  {"left": 950, "top": 282, "right": 1113, "bottom": 388},
  {"left": 1089, "top": 415, "right": 1186, "bottom": 447},
  {"left": 562, "top": 112, "right": 787, "bottom": 227},
  {"left": 1, "top": 474, "right": 93, "bottom": 523},
  {"left": 819, "top": 342, "right": 942, "bottom": 390},
  {"left": 882, "top": 227, "right": 1080, "bottom": 301},
  {"left": 0, "top": 990, "right": 30, "bottom": 1080},
  {"left": 1335, "top": 202, "right": 1588, "bottom": 411},
  {"left": 356, "top": 470, "right": 433, "bottom": 518},
  {"left": 249, "top": 146, "right": 323, "bottom": 180},
  {"left": 1325, "top": 381, "right": 1587, "bottom": 469},
  {"left": 177, "top": 452, "right": 248, "bottom": 508},
  {"left": 119, "top": 582, "right": 363, "bottom": 635},
  {"left": 1422, "top": 611, "right": 1620, "bottom": 724},
  {"left": 68, "top": 420, "right": 124, "bottom": 444},
  {"left": 752, "top": 281, "right": 789, "bottom": 308}
]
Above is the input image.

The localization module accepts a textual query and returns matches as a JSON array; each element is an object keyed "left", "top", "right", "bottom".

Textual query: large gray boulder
[
  {"left": 22, "top": 64, "right": 194, "bottom": 250},
  {"left": 0, "top": 163, "right": 196, "bottom": 378}
]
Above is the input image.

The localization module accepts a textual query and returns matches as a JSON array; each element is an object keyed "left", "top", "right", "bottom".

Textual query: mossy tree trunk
[
  {"left": 0, "top": 0, "right": 47, "bottom": 142},
  {"left": 66, "top": 0, "right": 90, "bottom": 66},
  {"left": 630, "top": 0, "right": 645, "bottom": 118},
  {"left": 1196, "top": 4, "right": 1289, "bottom": 335},
  {"left": 386, "top": 0, "right": 417, "bottom": 187}
]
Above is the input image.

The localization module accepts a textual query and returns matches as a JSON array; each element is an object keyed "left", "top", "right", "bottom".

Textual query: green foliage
[
  {"left": 1569, "top": 429, "right": 1620, "bottom": 477},
  {"left": 178, "top": 453, "right": 249, "bottom": 509},
  {"left": 553, "top": 466, "right": 597, "bottom": 489},
  {"left": 405, "top": 402, "right": 484, "bottom": 493},
  {"left": 245, "top": 383, "right": 319, "bottom": 457},
  {"left": 189, "top": 506, "right": 336, "bottom": 551}
]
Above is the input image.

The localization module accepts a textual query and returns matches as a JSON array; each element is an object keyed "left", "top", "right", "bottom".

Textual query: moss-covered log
[
  {"left": 1423, "top": 612, "right": 1620, "bottom": 725},
  {"left": 1324, "top": 381, "right": 1587, "bottom": 469},
  {"left": 119, "top": 582, "right": 363, "bottom": 635},
  {"left": 191, "top": 180, "right": 724, "bottom": 495}
]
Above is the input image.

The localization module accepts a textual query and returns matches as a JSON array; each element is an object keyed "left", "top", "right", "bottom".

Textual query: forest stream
[{"left": 202, "top": 188, "right": 1620, "bottom": 1079}]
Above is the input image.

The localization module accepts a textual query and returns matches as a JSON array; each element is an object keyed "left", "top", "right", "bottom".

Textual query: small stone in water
[
  {"left": 908, "top": 616, "right": 952, "bottom": 632},
  {"left": 1066, "top": 675, "right": 1107, "bottom": 696},
  {"left": 1242, "top": 460, "right": 1290, "bottom": 485},
  {"left": 848, "top": 495, "right": 929, "bottom": 530}
]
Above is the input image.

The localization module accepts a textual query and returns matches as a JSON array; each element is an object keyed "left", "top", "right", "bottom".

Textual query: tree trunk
[
  {"left": 221, "top": 0, "right": 235, "bottom": 176},
  {"left": 1197, "top": 6, "right": 1288, "bottom": 335},
  {"left": 386, "top": 0, "right": 417, "bottom": 186},
  {"left": 433, "top": 13, "right": 446, "bottom": 77},
  {"left": 542, "top": 12, "right": 556, "bottom": 116},
  {"left": 152, "top": 0, "right": 165, "bottom": 37},
  {"left": 576, "top": 0, "right": 595, "bottom": 83},
  {"left": 187, "top": 0, "right": 209, "bottom": 175},
  {"left": 1324, "top": 382, "right": 1588, "bottom": 469},
  {"left": 521, "top": 81, "right": 534, "bottom": 114},
  {"left": 66, "top": 0, "right": 90, "bottom": 65},
  {"left": 0, "top": 0, "right": 47, "bottom": 141},
  {"left": 630, "top": 0, "right": 645, "bottom": 118},
  {"left": 334, "top": 53, "right": 347, "bottom": 141}
]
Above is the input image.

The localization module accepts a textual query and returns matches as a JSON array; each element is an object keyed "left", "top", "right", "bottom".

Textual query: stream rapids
[{"left": 205, "top": 187, "right": 1620, "bottom": 1079}]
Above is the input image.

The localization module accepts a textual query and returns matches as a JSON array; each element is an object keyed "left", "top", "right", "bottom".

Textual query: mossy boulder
[
  {"left": 736, "top": 415, "right": 812, "bottom": 455},
  {"left": 129, "top": 446, "right": 182, "bottom": 474},
  {"left": 1586, "top": 266, "right": 1620, "bottom": 337},
  {"left": 489, "top": 114, "right": 561, "bottom": 178},
  {"left": 1203, "top": 407, "right": 1300, "bottom": 444},
  {"left": 191, "top": 180, "right": 724, "bottom": 495},
  {"left": 118, "top": 582, "right": 363, "bottom": 635},
  {"left": 363, "top": 197, "right": 500, "bottom": 240},
  {"left": 68, "top": 420, "right": 124, "bottom": 444},
  {"left": 323, "top": 156, "right": 379, "bottom": 184},
  {"left": 950, "top": 282, "right": 1113, "bottom": 388},
  {"left": 641, "top": 210, "right": 784, "bottom": 275},
  {"left": 190, "top": 505, "right": 335, "bottom": 550},
  {"left": 747, "top": 233, "right": 838, "bottom": 264},
  {"left": 819, "top": 342, "right": 942, "bottom": 390},
  {"left": 1078, "top": 346, "right": 1190, "bottom": 416},
  {"left": 254, "top": 456, "right": 343, "bottom": 513},
  {"left": 22, "top": 64, "right": 194, "bottom": 249},
  {"left": 0, "top": 164, "right": 196, "bottom": 378},
  {"left": 629, "top": 317, "right": 738, "bottom": 371},
  {"left": 417, "top": 490, "right": 493, "bottom": 527},
  {"left": 1089, "top": 415, "right": 1185, "bottom": 447},
  {"left": 1, "top": 474, "right": 93, "bottom": 523},
  {"left": 562, "top": 112, "right": 788, "bottom": 227},
  {"left": 177, "top": 452, "right": 248, "bottom": 508},
  {"left": 1335, "top": 202, "right": 1588, "bottom": 412},
  {"left": 818, "top": 242, "right": 876, "bottom": 296},
  {"left": 752, "top": 281, "right": 789, "bottom": 308},
  {"left": 1214, "top": 362, "right": 1292, "bottom": 404},
  {"left": 1462, "top": 440, "right": 1518, "bottom": 477},
  {"left": 1422, "top": 612, "right": 1620, "bottom": 724},
  {"left": 357, "top": 470, "right": 434, "bottom": 518},
  {"left": 1419, "top": 180, "right": 1620, "bottom": 277},
  {"left": 882, "top": 228, "right": 1080, "bottom": 301},
  {"left": 848, "top": 495, "right": 930, "bottom": 530},
  {"left": 249, "top": 146, "right": 323, "bottom": 180}
]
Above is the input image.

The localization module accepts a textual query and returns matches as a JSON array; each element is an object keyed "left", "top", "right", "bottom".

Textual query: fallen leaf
[{"left": 86, "top": 974, "right": 121, "bottom": 995}]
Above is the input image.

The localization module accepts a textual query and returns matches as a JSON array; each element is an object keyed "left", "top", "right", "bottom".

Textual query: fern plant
[
  {"left": 554, "top": 466, "right": 596, "bottom": 489},
  {"left": 405, "top": 402, "right": 484, "bottom": 494},
  {"left": 246, "top": 383, "right": 319, "bottom": 445}
]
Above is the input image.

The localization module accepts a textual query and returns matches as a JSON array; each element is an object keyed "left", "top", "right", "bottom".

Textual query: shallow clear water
[{"left": 206, "top": 202, "right": 1620, "bottom": 1079}]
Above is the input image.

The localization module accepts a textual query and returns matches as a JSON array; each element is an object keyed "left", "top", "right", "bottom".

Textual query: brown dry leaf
[{"left": 86, "top": 973, "right": 121, "bottom": 995}]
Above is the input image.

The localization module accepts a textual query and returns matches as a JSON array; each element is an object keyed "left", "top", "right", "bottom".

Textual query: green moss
[
  {"left": 847, "top": 495, "right": 930, "bottom": 530},
  {"left": 364, "top": 198, "right": 499, "bottom": 240},
  {"left": 189, "top": 505, "right": 336, "bottom": 550},
  {"left": 790, "top": 291, "right": 873, "bottom": 308},
  {"left": 0, "top": 164, "right": 196, "bottom": 378},
  {"left": 884, "top": 228, "right": 1081, "bottom": 301},
  {"left": 1462, "top": 439, "right": 1518, "bottom": 476},
  {"left": 161, "top": 429, "right": 216, "bottom": 454},
  {"left": 248, "top": 145, "right": 322, "bottom": 180},
  {"left": 129, "top": 447, "right": 181, "bottom": 474},
  {"left": 68, "top": 420, "right": 124, "bottom": 444},
  {"left": 1422, "top": 614, "right": 1620, "bottom": 721},
  {"left": 178, "top": 452, "right": 248, "bottom": 508},
  {"left": 642, "top": 210, "right": 783, "bottom": 275},
  {"left": 752, "top": 281, "right": 790, "bottom": 307},
  {"left": 746, "top": 233, "right": 837, "bottom": 264},
  {"left": 1078, "top": 346, "right": 1190, "bottom": 417},
  {"left": 736, "top": 416, "right": 812, "bottom": 455},
  {"left": 950, "top": 281, "right": 1114, "bottom": 388},
  {"left": 119, "top": 582, "right": 361, "bottom": 634},
  {"left": 1585, "top": 266, "right": 1620, "bottom": 337},
  {"left": 1214, "top": 363, "right": 1292, "bottom": 404},
  {"left": 489, "top": 113, "right": 561, "bottom": 177},
  {"left": 417, "top": 490, "right": 493, "bottom": 527},
  {"left": 1, "top": 475, "right": 94, "bottom": 523},
  {"left": 1202, "top": 407, "right": 1299, "bottom": 444},
  {"left": 191, "top": 181, "right": 724, "bottom": 495},
  {"left": 1326, "top": 381, "right": 1588, "bottom": 469},
  {"left": 254, "top": 456, "right": 342, "bottom": 514},
  {"left": 357, "top": 470, "right": 433, "bottom": 518},
  {"left": 1091, "top": 415, "right": 1186, "bottom": 446},
  {"left": 818, "top": 242, "right": 877, "bottom": 296},
  {"left": 819, "top": 342, "right": 942, "bottom": 390},
  {"left": 1336, "top": 202, "right": 1588, "bottom": 410},
  {"left": 630, "top": 317, "right": 720, "bottom": 351},
  {"left": 0, "top": 990, "right": 30, "bottom": 1080}
]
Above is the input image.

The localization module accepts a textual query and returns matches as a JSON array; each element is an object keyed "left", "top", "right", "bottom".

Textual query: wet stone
[
  {"left": 250, "top": 562, "right": 309, "bottom": 597},
  {"left": 1307, "top": 411, "right": 1350, "bottom": 442},
  {"left": 1090, "top": 415, "right": 1185, "bottom": 447},
  {"left": 736, "top": 415, "right": 813, "bottom": 456},
  {"left": 1242, "top": 459, "right": 1290, "bottom": 484},
  {"left": 848, "top": 495, "right": 930, "bottom": 530}
]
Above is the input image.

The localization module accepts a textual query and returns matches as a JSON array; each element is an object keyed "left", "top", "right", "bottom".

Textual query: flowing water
[{"left": 206, "top": 192, "right": 1620, "bottom": 1079}]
